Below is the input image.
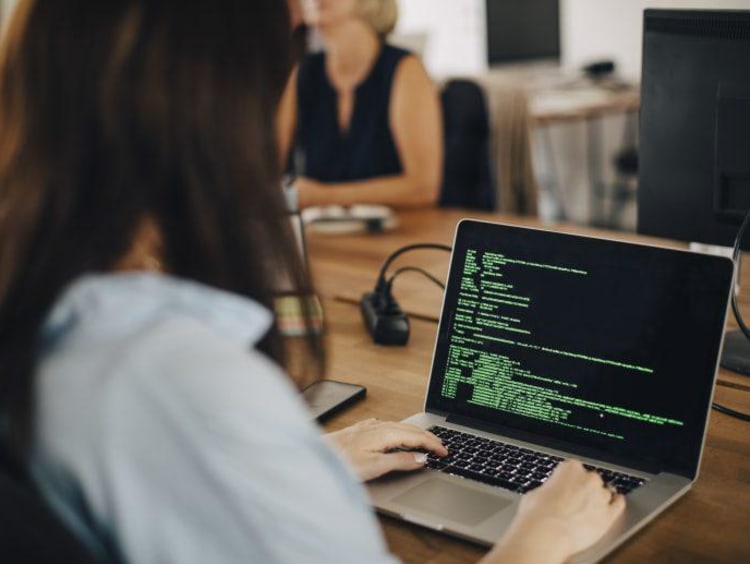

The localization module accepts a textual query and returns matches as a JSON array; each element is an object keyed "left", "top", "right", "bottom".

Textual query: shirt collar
[{"left": 42, "top": 272, "right": 273, "bottom": 349}]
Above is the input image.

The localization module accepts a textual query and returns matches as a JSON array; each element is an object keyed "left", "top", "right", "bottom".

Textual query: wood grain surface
[{"left": 309, "top": 209, "right": 750, "bottom": 563}]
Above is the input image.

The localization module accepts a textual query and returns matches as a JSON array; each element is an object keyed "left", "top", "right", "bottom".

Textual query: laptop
[{"left": 369, "top": 219, "right": 734, "bottom": 563}]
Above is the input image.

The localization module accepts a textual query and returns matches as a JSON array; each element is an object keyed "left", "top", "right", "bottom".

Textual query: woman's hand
[
  {"left": 326, "top": 418, "right": 448, "bottom": 482},
  {"left": 294, "top": 177, "right": 325, "bottom": 209},
  {"left": 486, "top": 460, "right": 626, "bottom": 564}
]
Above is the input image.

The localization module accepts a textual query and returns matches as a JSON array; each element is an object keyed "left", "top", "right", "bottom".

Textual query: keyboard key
[{"left": 427, "top": 426, "right": 647, "bottom": 497}]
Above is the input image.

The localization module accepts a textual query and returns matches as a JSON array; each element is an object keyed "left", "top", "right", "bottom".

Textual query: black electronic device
[
  {"left": 301, "top": 380, "right": 366, "bottom": 422},
  {"left": 360, "top": 243, "right": 451, "bottom": 346},
  {"left": 582, "top": 60, "right": 615, "bottom": 79},
  {"left": 427, "top": 220, "right": 733, "bottom": 476},
  {"left": 485, "top": 0, "right": 560, "bottom": 65},
  {"left": 637, "top": 9, "right": 750, "bottom": 376},
  {"left": 360, "top": 292, "right": 410, "bottom": 346},
  {"left": 638, "top": 9, "right": 750, "bottom": 249}
]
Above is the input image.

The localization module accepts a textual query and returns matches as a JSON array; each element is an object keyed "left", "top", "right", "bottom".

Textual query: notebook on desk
[{"left": 368, "top": 219, "right": 734, "bottom": 563}]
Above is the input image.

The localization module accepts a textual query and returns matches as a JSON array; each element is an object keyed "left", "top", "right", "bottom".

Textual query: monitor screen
[
  {"left": 486, "top": 0, "right": 560, "bottom": 65},
  {"left": 638, "top": 9, "right": 750, "bottom": 249},
  {"left": 426, "top": 220, "right": 733, "bottom": 477}
]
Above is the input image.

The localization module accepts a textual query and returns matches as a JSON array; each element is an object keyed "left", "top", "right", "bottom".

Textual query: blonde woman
[{"left": 278, "top": 0, "right": 443, "bottom": 208}]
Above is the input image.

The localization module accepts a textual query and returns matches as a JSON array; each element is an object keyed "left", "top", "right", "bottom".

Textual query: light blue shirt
[{"left": 31, "top": 273, "right": 397, "bottom": 564}]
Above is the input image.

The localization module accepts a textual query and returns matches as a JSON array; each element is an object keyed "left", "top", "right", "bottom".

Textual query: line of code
[{"left": 442, "top": 249, "right": 685, "bottom": 439}]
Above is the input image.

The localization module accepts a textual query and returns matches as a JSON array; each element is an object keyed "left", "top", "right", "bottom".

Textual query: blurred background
[
  {"left": 394, "top": 0, "right": 749, "bottom": 229},
  {"left": 4, "top": 0, "right": 746, "bottom": 230}
]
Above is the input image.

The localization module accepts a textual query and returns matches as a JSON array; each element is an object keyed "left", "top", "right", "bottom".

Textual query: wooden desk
[
  {"left": 310, "top": 209, "right": 750, "bottom": 563},
  {"left": 530, "top": 87, "right": 639, "bottom": 128},
  {"left": 310, "top": 208, "right": 675, "bottom": 307},
  {"left": 482, "top": 63, "right": 640, "bottom": 127},
  {"left": 309, "top": 208, "right": 750, "bottom": 392}
]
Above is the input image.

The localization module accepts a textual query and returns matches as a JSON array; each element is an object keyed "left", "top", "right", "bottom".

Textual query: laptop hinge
[{"left": 445, "top": 414, "right": 663, "bottom": 475}]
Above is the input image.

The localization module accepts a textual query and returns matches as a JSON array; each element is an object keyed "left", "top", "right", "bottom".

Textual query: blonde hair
[{"left": 357, "top": 0, "right": 398, "bottom": 37}]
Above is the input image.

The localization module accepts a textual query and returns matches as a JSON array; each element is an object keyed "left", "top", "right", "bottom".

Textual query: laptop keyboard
[{"left": 426, "top": 426, "right": 646, "bottom": 495}]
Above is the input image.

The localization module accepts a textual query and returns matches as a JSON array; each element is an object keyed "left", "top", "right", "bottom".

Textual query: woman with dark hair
[{"left": 0, "top": 1, "right": 623, "bottom": 562}]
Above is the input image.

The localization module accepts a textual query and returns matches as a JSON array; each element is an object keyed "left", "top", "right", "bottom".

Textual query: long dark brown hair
[{"left": 0, "top": 0, "right": 323, "bottom": 459}]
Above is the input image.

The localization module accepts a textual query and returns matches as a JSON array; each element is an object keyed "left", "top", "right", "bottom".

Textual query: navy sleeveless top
[{"left": 292, "top": 44, "right": 410, "bottom": 183}]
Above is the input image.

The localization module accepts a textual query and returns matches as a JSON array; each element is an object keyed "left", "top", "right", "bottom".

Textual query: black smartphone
[{"left": 301, "top": 380, "right": 366, "bottom": 422}]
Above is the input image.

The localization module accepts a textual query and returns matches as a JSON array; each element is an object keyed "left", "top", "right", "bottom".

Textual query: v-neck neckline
[{"left": 324, "top": 45, "right": 384, "bottom": 139}]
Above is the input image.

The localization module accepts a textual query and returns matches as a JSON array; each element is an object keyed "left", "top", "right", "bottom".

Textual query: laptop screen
[{"left": 426, "top": 220, "right": 734, "bottom": 477}]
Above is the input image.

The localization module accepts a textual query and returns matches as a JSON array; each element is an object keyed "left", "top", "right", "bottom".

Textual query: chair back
[
  {"left": 439, "top": 79, "right": 495, "bottom": 210},
  {"left": 0, "top": 447, "right": 100, "bottom": 563}
]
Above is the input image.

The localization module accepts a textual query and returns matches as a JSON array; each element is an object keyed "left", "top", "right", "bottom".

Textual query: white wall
[
  {"left": 397, "top": 0, "right": 750, "bottom": 81},
  {"left": 562, "top": 0, "right": 750, "bottom": 82},
  {"left": 395, "top": 0, "right": 487, "bottom": 79}
]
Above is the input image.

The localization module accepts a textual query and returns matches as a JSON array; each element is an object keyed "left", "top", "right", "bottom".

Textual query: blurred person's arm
[
  {"left": 286, "top": 0, "right": 303, "bottom": 28},
  {"left": 296, "top": 56, "right": 442, "bottom": 209},
  {"left": 277, "top": 67, "right": 298, "bottom": 169}
]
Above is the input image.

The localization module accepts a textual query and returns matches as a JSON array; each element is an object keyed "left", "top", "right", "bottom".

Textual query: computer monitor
[
  {"left": 638, "top": 9, "right": 750, "bottom": 249},
  {"left": 637, "top": 9, "right": 750, "bottom": 375},
  {"left": 485, "top": 0, "right": 560, "bottom": 65}
]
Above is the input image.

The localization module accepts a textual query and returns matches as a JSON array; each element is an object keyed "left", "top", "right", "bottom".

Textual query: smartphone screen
[{"left": 302, "top": 380, "right": 366, "bottom": 422}]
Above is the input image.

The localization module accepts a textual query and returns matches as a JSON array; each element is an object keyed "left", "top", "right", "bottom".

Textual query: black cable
[
  {"left": 361, "top": 243, "right": 452, "bottom": 345},
  {"left": 386, "top": 266, "right": 446, "bottom": 295},
  {"left": 730, "top": 208, "right": 750, "bottom": 340},
  {"left": 373, "top": 243, "right": 452, "bottom": 295},
  {"left": 712, "top": 207, "right": 750, "bottom": 422},
  {"left": 712, "top": 401, "right": 750, "bottom": 423}
]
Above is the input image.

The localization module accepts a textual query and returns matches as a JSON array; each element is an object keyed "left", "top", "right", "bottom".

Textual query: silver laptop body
[{"left": 369, "top": 219, "right": 734, "bottom": 563}]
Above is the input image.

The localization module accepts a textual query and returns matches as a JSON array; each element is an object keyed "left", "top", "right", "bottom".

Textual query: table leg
[
  {"left": 540, "top": 125, "right": 567, "bottom": 221},
  {"left": 586, "top": 116, "right": 605, "bottom": 226}
]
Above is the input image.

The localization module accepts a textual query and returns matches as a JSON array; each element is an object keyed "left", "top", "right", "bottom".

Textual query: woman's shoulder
[
  {"left": 126, "top": 315, "right": 308, "bottom": 427},
  {"left": 387, "top": 47, "right": 432, "bottom": 93},
  {"left": 37, "top": 274, "right": 311, "bottom": 439},
  {"left": 34, "top": 312, "right": 393, "bottom": 564},
  {"left": 382, "top": 43, "right": 412, "bottom": 61},
  {"left": 380, "top": 44, "right": 431, "bottom": 85},
  {"left": 378, "top": 43, "right": 414, "bottom": 74},
  {"left": 36, "top": 311, "right": 318, "bottom": 491}
]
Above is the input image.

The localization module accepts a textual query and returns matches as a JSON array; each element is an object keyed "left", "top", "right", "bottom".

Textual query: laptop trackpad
[{"left": 392, "top": 479, "right": 512, "bottom": 526}]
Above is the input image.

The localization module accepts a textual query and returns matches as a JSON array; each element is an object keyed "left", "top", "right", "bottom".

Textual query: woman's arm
[
  {"left": 297, "top": 55, "right": 443, "bottom": 209},
  {"left": 329, "top": 420, "right": 625, "bottom": 564},
  {"left": 109, "top": 336, "right": 400, "bottom": 563},
  {"left": 277, "top": 67, "right": 298, "bottom": 169}
]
